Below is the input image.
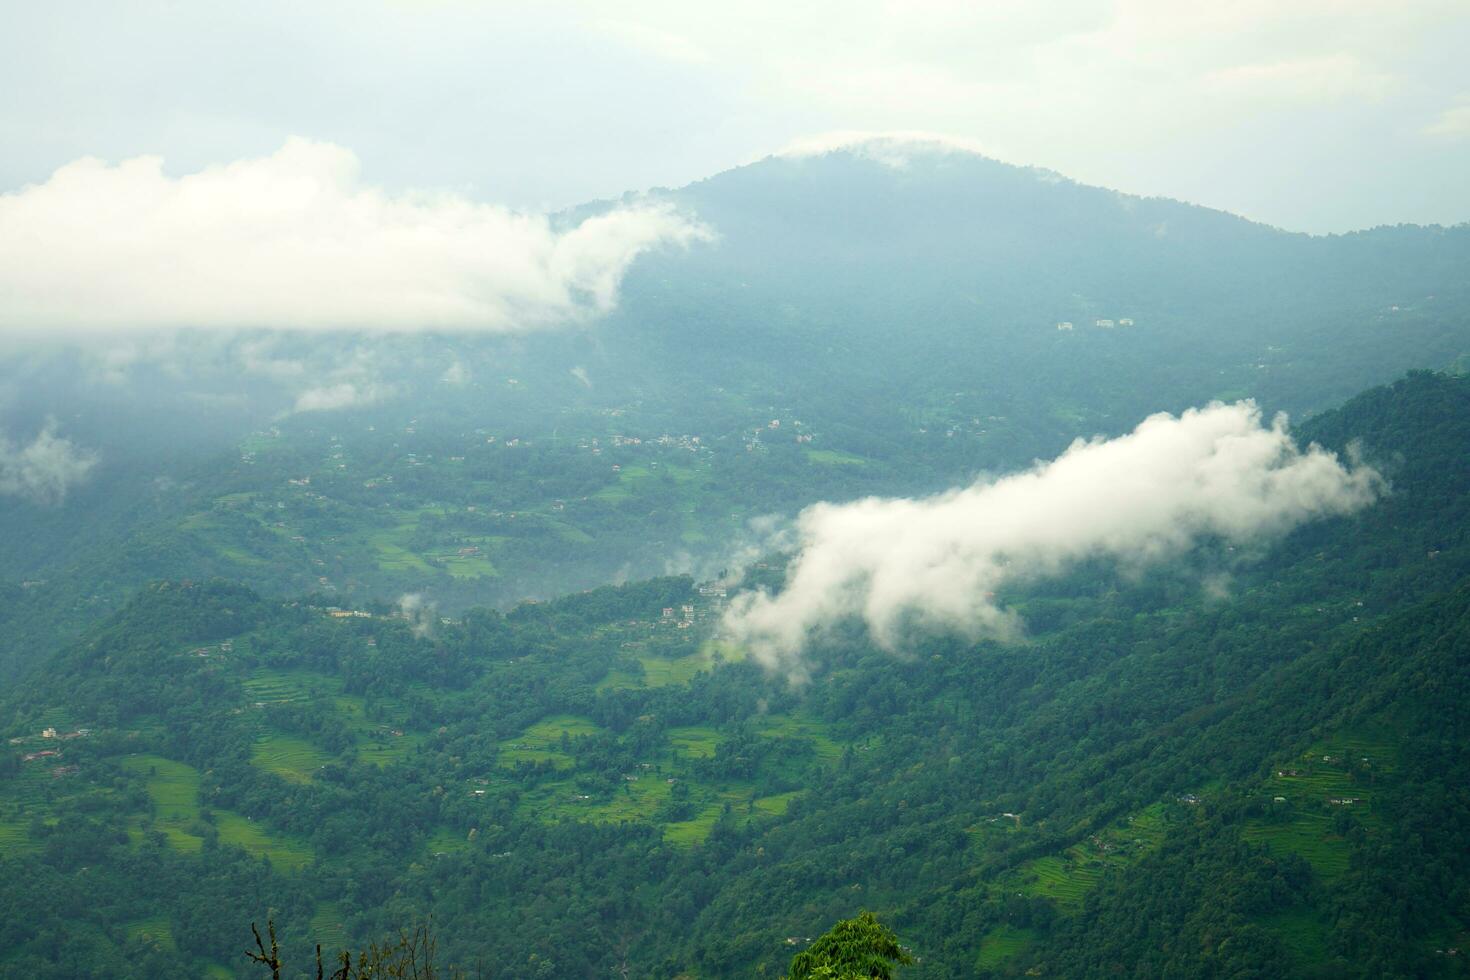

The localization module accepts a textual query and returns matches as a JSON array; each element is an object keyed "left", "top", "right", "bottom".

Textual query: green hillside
[{"left": 1, "top": 372, "right": 1469, "bottom": 977}]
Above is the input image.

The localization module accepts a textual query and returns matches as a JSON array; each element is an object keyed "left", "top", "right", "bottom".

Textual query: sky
[{"left": 3, "top": 0, "right": 1469, "bottom": 234}]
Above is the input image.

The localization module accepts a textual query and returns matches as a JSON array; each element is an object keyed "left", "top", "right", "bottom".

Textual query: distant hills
[{"left": 0, "top": 142, "right": 1467, "bottom": 677}]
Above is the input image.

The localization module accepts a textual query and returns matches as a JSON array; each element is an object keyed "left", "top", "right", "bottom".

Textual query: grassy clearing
[
  {"left": 600, "top": 642, "right": 742, "bottom": 692},
  {"left": 516, "top": 772, "right": 675, "bottom": 825},
  {"left": 664, "top": 803, "right": 725, "bottom": 845},
  {"left": 251, "top": 733, "right": 336, "bottom": 783},
  {"left": 124, "top": 915, "right": 177, "bottom": 952},
  {"left": 440, "top": 553, "right": 497, "bottom": 578},
  {"left": 592, "top": 461, "right": 705, "bottom": 505},
  {"left": 124, "top": 755, "right": 201, "bottom": 823},
  {"left": 975, "top": 924, "right": 1037, "bottom": 969},
  {"left": 1242, "top": 811, "right": 1351, "bottom": 880},
  {"left": 426, "top": 827, "right": 473, "bottom": 856},
  {"left": 806, "top": 448, "right": 868, "bottom": 466},
  {"left": 668, "top": 726, "right": 722, "bottom": 759},
  {"left": 216, "top": 812, "right": 313, "bottom": 871},
  {"left": 499, "top": 715, "right": 604, "bottom": 768},
  {"left": 374, "top": 540, "right": 434, "bottom": 574},
  {"left": 328, "top": 692, "right": 421, "bottom": 766},
  {"left": 363, "top": 519, "right": 434, "bottom": 574},
  {"left": 247, "top": 673, "right": 422, "bottom": 769},
  {"left": 124, "top": 753, "right": 314, "bottom": 869},
  {"left": 754, "top": 714, "right": 845, "bottom": 764},
  {"left": 597, "top": 651, "right": 706, "bottom": 690},
  {"left": 1009, "top": 802, "right": 1170, "bottom": 908},
  {"left": 357, "top": 733, "right": 422, "bottom": 766},
  {"left": 752, "top": 790, "right": 805, "bottom": 816}
]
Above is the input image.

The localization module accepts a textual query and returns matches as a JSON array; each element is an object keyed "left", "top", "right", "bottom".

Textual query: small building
[
  {"left": 1095, "top": 318, "right": 1116, "bottom": 328},
  {"left": 1055, "top": 321, "right": 1074, "bottom": 331},
  {"left": 1118, "top": 318, "right": 1135, "bottom": 326}
]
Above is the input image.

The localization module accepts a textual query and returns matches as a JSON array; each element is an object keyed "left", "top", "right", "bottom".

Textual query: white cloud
[
  {"left": 0, "top": 138, "right": 712, "bottom": 333},
  {"left": 0, "top": 419, "right": 100, "bottom": 505},
  {"left": 397, "top": 592, "right": 437, "bottom": 638},
  {"left": 1205, "top": 54, "right": 1394, "bottom": 106},
  {"left": 1424, "top": 97, "right": 1470, "bottom": 139},
  {"left": 292, "top": 382, "right": 387, "bottom": 414},
  {"left": 442, "top": 359, "right": 471, "bottom": 386},
  {"left": 723, "top": 401, "right": 1381, "bottom": 680},
  {"left": 596, "top": 19, "right": 711, "bottom": 65}
]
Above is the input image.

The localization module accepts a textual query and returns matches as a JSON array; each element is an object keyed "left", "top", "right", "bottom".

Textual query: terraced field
[
  {"left": 668, "top": 725, "right": 722, "bottom": 759},
  {"left": 243, "top": 668, "right": 342, "bottom": 706},
  {"left": 426, "top": 827, "right": 475, "bottom": 856},
  {"left": 124, "top": 754, "right": 203, "bottom": 850},
  {"left": 124, "top": 915, "right": 177, "bottom": 952},
  {"left": 975, "top": 924, "right": 1038, "bottom": 969},
  {"left": 498, "top": 714, "right": 604, "bottom": 768},
  {"left": 123, "top": 753, "right": 314, "bottom": 870},
  {"left": 751, "top": 790, "right": 805, "bottom": 817},
  {"left": 599, "top": 640, "right": 746, "bottom": 692},
  {"left": 251, "top": 733, "right": 336, "bottom": 783},
  {"left": 0, "top": 820, "right": 35, "bottom": 855},
  {"left": 215, "top": 811, "right": 313, "bottom": 871},
  {"left": 1008, "top": 803, "right": 1170, "bottom": 908},
  {"left": 310, "top": 903, "right": 350, "bottom": 953},
  {"left": 1242, "top": 731, "right": 1395, "bottom": 882},
  {"left": 754, "top": 714, "right": 846, "bottom": 764}
]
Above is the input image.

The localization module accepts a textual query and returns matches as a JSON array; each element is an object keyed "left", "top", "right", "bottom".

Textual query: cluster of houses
[
  {"left": 661, "top": 604, "right": 698, "bottom": 629},
  {"left": 576, "top": 432, "right": 705, "bottom": 458},
  {"left": 14, "top": 727, "right": 93, "bottom": 766},
  {"left": 10, "top": 727, "right": 91, "bottom": 746}
]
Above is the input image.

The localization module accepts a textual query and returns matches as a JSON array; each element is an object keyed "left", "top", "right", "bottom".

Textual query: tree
[{"left": 787, "top": 912, "right": 913, "bottom": 980}]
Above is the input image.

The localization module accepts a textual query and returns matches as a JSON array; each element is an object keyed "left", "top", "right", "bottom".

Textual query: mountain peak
[{"left": 771, "top": 129, "right": 1009, "bottom": 168}]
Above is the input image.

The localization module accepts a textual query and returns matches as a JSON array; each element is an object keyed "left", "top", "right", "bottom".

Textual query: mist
[
  {"left": 723, "top": 401, "right": 1383, "bottom": 679},
  {"left": 0, "top": 418, "right": 99, "bottom": 506},
  {"left": 0, "top": 138, "right": 711, "bottom": 333}
]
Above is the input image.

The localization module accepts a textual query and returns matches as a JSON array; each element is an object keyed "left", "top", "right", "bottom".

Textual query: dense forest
[{"left": 1, "top": 371, "right": 1468, "bottom": 977}]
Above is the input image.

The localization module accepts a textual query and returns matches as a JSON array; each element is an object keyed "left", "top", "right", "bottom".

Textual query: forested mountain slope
[
  {"left": 1, "top": 371, "right": 1467, "bottom": 978},
  {"left": 2, "top": 148, "right": 1468, "bottom": 684}
]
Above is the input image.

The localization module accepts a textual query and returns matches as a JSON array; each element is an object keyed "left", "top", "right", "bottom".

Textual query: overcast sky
[{"left": 3, "top": 0, "right": 1469, "bottom": 233}]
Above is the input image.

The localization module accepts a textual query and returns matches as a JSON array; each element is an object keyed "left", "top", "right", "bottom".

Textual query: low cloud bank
[
  {"left": 723, "top": 402, "right": 1381, "bottom": 679},
  {"left": 0, "top": 419, "right": 99, "bottom": 505},
  {"left": 397, "top": 593, "right": 437, "bottom": 638},
  {"left": 0, "top": 138, "right": 710, "bottom": 332}
]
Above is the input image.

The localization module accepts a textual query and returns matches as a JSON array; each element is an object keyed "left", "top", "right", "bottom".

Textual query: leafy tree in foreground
[{"left": 787, "top": 912, "right": 913, "bottom": 980}]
